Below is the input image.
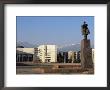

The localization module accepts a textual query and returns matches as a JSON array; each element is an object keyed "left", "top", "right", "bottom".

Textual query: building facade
[
  {"left": 37, "top": 45, "right": 57, "bottom": 63},
  {"left": 63, "top": 52, "right": 68, "bottom": 63},
  {"left": 68, "top": 51, "right": 81, "bottom": 63},
  {"left": 16, "top": 48, "right": 34, "bottom": 62},
  {"left": 68, "top": 51, "right": 75, "bottom": 63},
  {"left": 33, "top": 48, "right": 41, "bottom": 63}
]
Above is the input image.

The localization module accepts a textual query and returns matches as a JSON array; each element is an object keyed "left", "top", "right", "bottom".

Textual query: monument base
[{"left": 81, "top": 39, "right": 93, "bottom": 68}]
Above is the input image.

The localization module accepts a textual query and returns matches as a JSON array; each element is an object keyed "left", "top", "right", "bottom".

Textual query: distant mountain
[
  {"left": 17, "top": 41, "right": 94, "bottom": 51},
  {"left": 17, "top": 41, "right": 37, "bottom": 48},
  {"left": 58, "top": 43, "right": 80, "bottom": 52},
  {"left": 58, "top": 43, "right": 94, "bottom": 52}
]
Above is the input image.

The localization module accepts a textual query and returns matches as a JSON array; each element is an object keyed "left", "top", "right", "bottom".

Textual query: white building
[
  {"left": 16, "top": 48, "right": 34, "bottom": 62},
  {"left": 38, "top": 45, "right": 57, "bottom": 63},
  {"left": 17, "top": 48, "right": 34, "bottom": 54},
  {"left": 68, "top": 51, "right": 74, "bottom": 63},
  {"left": 68, "top": 51, "right": 81, "bottom": 63}
]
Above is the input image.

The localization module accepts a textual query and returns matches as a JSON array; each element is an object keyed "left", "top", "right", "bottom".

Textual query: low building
[
  {"left": 16, "top": 48, "right": 34, "bottom": 62},
  {"left": 17, "top": 48, "right": 34, "bottom": 54}
]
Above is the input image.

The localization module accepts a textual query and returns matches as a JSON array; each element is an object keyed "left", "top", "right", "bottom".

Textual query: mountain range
[
  {"left": 17, "top": 41, "right": 37, "bottom": 48},
  {"left": 57, "top": 43, "right": 81, "bottom": 52},
  {"left": 17, "top": 41, "right": 94, "bottom": 52}
]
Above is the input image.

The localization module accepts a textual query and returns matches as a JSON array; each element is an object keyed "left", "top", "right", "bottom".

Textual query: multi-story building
[{"left": 37, "top": 45, "right": 57, "bottom": 63}]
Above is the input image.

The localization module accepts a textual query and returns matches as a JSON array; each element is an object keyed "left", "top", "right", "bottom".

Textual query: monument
[{"left": 81, "top": 22, "right": 93, "bottom": 68}]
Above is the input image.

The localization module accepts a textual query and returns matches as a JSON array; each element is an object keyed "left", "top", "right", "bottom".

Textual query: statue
[
  {"left": 80, "top": 21, "right": 93, "bottom": 69},
  {"left": 81, "top": 21, "right": 90, "bottom": 39}
]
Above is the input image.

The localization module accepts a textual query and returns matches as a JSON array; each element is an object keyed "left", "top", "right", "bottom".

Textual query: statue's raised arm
[{"left": 81, "top": 21, "right": 90, "bottom": 40}]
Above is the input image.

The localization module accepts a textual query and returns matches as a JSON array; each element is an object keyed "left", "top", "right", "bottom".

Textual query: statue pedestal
[{"left": 81, "top": 39, "right": 93, "bottom": 68}]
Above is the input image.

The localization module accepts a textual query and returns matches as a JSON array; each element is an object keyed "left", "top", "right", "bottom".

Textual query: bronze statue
[{"left": 81, "top": 21, "right": 90, "bottom": 39}]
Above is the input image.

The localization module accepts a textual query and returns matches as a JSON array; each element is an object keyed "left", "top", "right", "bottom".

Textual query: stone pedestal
[{"left": 81, "top": 39, "right": 93, "bottom": 68}]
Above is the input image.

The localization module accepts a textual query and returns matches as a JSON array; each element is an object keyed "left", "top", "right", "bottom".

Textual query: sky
[{"left": 16, "top": 16, "right": 94, "bottom": 46}]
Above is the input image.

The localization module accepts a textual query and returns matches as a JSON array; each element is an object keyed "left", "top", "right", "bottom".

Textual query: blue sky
[{"left": 16, "top": 16, "right": 94, "bottom": 46}]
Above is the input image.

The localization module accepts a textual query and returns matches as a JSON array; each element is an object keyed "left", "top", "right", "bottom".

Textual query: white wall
[
  {"left": 17, "top": 48, "right": 34, "bottom": 54},
  {"left": 38, "top": 45, "right": 57, "bottom": 62}
]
